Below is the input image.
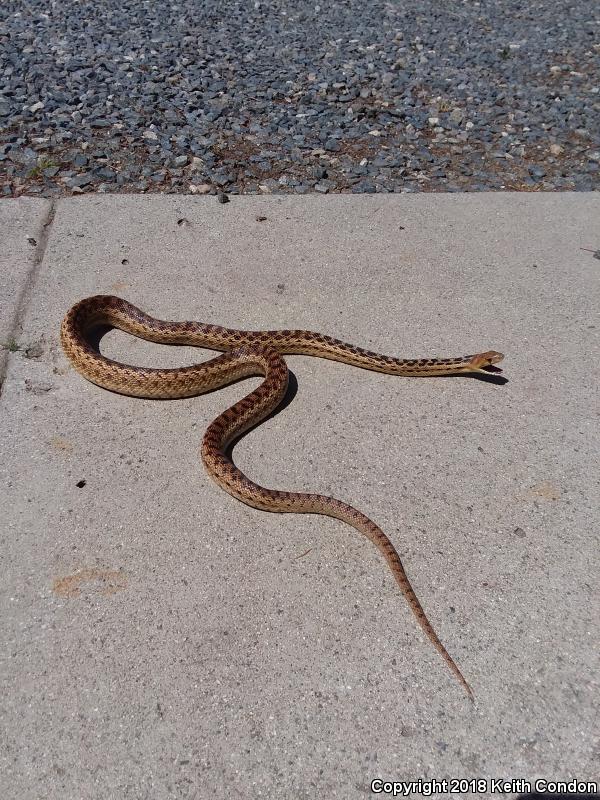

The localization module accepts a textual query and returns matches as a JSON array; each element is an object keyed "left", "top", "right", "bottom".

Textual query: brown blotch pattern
[{"left": 60, "top": 295, "right": 498, "bottom": 699}]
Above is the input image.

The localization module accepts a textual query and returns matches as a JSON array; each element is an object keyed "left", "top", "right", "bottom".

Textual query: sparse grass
[
  {"left": 28, "top": 157, "right": 58, "bottom": 178},
  {"left": 1, "top": 337, "right": 21, "bottom": 352}
]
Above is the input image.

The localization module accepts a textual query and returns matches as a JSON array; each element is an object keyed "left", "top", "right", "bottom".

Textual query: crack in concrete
[{"left": 0, "top": 199, "right": 57, "bottom": 395}]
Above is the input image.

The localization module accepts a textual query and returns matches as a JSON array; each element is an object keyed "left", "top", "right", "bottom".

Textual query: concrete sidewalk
[{"left": 1, "top": 194, "right": 599, "bottom": 799}]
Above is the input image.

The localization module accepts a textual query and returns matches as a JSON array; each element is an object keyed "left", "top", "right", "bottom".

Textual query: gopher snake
[{"left": 61, "top": 295, "right": 504, "bottom": 699}]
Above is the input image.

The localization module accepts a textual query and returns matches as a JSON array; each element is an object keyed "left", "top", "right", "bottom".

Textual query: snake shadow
[
  {"left": 452, "top": 363, "right": 508, "bottom": 386},
  {"left": 223, "top": 370, "right": 299, "bottom": 459},
  {"left": 89, "top": 321, "right": 300, "bottom": 418},
  {"left": 87, "top": 326, "right": 300, "bottom": 461},
  {"left": 89, "top": 326, "right": 507, "bottom": 389},
  {"left": 89, "top": 326, "right": 506, "bottom": 462},
  {"left": 465, "top": 367, "right": 508, "bottom": 385},
  {"left": 223, "top": 365, "right": 507, "bottom": 459}
]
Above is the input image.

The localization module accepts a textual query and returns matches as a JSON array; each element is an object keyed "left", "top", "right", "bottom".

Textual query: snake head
[{"left": 466, "top": 351, "right": 504, "bottom": 374}]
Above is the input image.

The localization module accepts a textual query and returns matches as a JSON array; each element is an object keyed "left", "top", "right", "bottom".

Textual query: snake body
[{"left": 61, "top": 295, "right": 504, "bottom": 698}]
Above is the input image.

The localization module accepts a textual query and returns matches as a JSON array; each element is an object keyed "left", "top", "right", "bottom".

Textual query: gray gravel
[{"left": 1, "top": 0, "right": 599, "bottom": 197}]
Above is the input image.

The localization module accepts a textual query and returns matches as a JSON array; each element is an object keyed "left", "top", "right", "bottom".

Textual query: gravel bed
[{"left": 1, "top": 0, "right": 599, "bottom": 197}]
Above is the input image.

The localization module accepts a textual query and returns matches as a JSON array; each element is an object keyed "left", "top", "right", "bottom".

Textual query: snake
[{"left": 61, "top": 295, "right": 504, "bottom": 699}]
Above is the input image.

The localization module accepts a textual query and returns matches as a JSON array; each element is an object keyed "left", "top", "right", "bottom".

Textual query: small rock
[
  {"left": 25, "top": 342, "right": 44, "bottom": 359},
  {"left": 189, "top": 183, "right": 211, "bottom": 194},
  {"left": 217, "top": 192, "right": 230, "bottom": 204},
  {"left": 351, "top": 179, "right": 376, "bottom": 193},
  {"left": 212, "top": 172, "right": 234, "bottom": 187},
  {"left": 528, "top": 165, "right": 547, "bottom": 178},
  {"left": 65, "top": 172, "right": 94, "bottom": 187}
]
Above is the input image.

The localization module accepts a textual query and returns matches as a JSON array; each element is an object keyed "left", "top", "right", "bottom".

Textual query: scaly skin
[{"left": 61, "top": 295, "right": 505, "bottom": 699}]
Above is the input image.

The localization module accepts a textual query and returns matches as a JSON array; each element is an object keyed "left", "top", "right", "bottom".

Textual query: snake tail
[
  {"left": 60, "top": 295, "right": 503, "bottom": 699},
  {"left": 201, "top": 348, "right": 474, "bottom": 699}
]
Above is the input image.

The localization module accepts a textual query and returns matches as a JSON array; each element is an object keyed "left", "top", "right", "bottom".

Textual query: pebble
[{"left": 0, "top": 0, "right": 597, "bottom": 197}]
